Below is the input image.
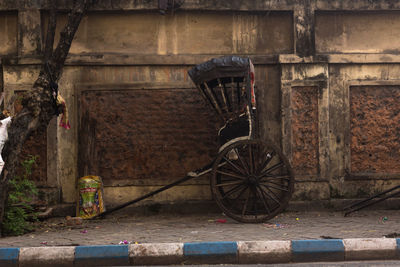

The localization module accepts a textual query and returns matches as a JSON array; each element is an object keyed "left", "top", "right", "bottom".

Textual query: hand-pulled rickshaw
[{"left": 96, "top": 56, "right": 295, "bottom": 223}]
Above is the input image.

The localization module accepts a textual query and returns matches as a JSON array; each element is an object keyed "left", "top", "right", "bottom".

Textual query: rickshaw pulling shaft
[{"left": 91, "top": 163, "right": 214, "bottom": 219}]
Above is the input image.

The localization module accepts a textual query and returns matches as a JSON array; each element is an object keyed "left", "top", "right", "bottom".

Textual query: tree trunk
[{"left": 0, "top": 0, "right": 92, "bottom": 235}]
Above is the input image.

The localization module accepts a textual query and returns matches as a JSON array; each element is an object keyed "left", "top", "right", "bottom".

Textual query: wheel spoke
[
  {"left": 223, "top": 156, "right": 247, "bottom": 175},
  {"left": 249, "top": 143, "right": 254, "bottom": 174},
  {"left": 259, "top": 161, "right": 284, "bottom": 177},
  {"left": 229, "top": 186, "right": 248, "bottom": 211},
  {"left": 257, "top": 151, "right": 275, "bottom": 174},
  {"left": 265, "top": 185, "right": 282, "bottom": 200},
  {"left": 259, "top": 181, "right": 289, "bottom": 192},
  {"left": 216, "top": 180, "right": 244, "bottom": 187},
  {"left": 256, "top": 185, "right": 271, "bottom": 214},
  {"left": 222, "top": 183, "right": 246, "bottom": 200},
  {"left": 259, "top": 184, "right": 282, "bottom": 206},
  {"left": 259, "top": 174, "right": 291, "bottom": 181},
  {"left": 242, "top": 189, "right": 250, "bottom": 216},
  {"left": 251, "top": 187, "right": 258, "bottom": 218},
  {"left": 235, "top": 148, "right": 250, "bottom": 175},
  {"left": 216, "top": 170, "right": 247, "bottom": 180}
]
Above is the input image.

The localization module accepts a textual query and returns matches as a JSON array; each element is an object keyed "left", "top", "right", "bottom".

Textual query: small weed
[{"left": 3, "top": 155, "right": 38, "bottom": 236}]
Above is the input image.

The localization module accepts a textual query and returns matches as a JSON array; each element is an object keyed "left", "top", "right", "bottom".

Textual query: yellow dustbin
[{"left": 76, "top": 175, "right": 105, "bottom": 219}]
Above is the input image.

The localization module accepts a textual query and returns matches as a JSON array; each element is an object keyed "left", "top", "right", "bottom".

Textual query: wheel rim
[{"left": 211, "top": 139, "right": 294, "bottom": 223}]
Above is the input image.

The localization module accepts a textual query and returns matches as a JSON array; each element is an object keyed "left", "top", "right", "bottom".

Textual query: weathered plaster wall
[
  {"left": 280, "top": 60, "right": 400, "bottom": 200},
  {"left": 55, "top": 64, "right": 282, "bottom": 206},
  {"left": 316, "top": 11, "right": 400, "bottom": 54},
  {"left": 2, "top": 0, "right": 400, "bottom": 208},
  {"left": 255, "top": 65, "right": 282, "bottom": 145},
  {"left": 18, "top": 9, "right": 42, "bottom": 56},
  {"left": 0, "top": 12, "right": 17, "bottom": 55},
  {"left": 45, "top": 11, "right": 293, "bottom": 55},
  {"left": 281, "top": 63, "right": 330, "bottom": 200},
  {"left": 328, "top": 64, "right": 400, "bottom": 199}
]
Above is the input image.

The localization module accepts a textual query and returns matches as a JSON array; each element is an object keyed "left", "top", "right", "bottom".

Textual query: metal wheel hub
[{"left": 247, "top": 175, "right": 259, "bottom": 186}]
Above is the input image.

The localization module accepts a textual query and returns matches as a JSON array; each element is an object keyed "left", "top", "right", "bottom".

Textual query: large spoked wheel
[{"left": 211, "top": 139, "right": 294, "bottom": 223}]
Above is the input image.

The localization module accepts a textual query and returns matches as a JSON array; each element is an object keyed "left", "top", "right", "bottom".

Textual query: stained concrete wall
[
  {"left": 316, "top": 11, "right": 400, "bottom": 54},
  {"left": 44, "top": 11, "right": 293, "bottom": 55},
  {"left": 2, "top": 0, "right": 400, "bottom": 208},
  {"left": 0, "top": 12, "right": 17, "bottom": 56}
]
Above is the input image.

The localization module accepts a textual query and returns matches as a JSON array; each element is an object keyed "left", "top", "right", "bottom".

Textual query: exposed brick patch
[
  {"left": 79, "top": 89, "right": 220, "bottom": 185},
  {"left": 18, "top": 126, "right": 47, "bottom": 184},
  {"left": 291, "top": 86, "right": 319, "bottom": 176},
  {"left": 350, "top": 86, "right": 400, "bottom": 174},
  {"left": 14, "top": 92, "right": 47, "bottom": 184}
]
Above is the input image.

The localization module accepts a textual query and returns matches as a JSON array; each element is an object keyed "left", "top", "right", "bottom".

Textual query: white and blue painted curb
[{"left": 1, "top": 238, "right": 400, "bottom": 266}]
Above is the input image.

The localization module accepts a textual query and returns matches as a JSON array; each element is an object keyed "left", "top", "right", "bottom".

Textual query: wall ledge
[
  {"left": 279, "top": 53, "right": 400, "bottom": 64},
  {"left": 6, "top": 53, "right": 400, "bottom": 67},
  {"left": 3, "top": 53, "right": 279, "bottom": 66}
]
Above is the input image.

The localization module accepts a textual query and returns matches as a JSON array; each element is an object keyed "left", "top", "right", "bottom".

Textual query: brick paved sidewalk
[{"left": 0, "top": 209, "right": 398, "bottom": 247}]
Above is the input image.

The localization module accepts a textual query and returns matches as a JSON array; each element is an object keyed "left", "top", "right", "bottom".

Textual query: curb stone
[
  {"left": 292, "top": 239, "right": 344, "bottom": 262},
  {"left": 1, "top": 238, "right": 400, "bottom": 265},
  {"left": 343, "top": 238, "right": 397, "bottom": 260},
  {"left": 130, "top": 242, "right": 183, "bottom": 265},
  {"left": 0, "top": 247, "right": 18, "bottom": 267},
  {"left": 237, "top": 240, "right": 291, "bottom": 263},
  {"left": 75, "top": 245, "right": 129, "bottom": 266},
  {"left": 19, "top": 246, "right": 75, "bottom": 267},
  {"left": 183, "top": 241, "right": 237, "bottom": 264}
]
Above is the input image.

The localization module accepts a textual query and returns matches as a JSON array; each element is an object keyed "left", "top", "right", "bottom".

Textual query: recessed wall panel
[
  {"left": 291, "top": 86, "right": 319, "bottom": 176},
  {"left": 316, "top": 11, "right": 400, "bottom": 53},
  {"left": 350, "top": 86, "right": 400, "bottom": 174}
]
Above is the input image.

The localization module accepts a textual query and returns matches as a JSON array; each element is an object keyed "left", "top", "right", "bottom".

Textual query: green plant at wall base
[{"left": 3, "top": 155, "right": 38, "bottom": 236}]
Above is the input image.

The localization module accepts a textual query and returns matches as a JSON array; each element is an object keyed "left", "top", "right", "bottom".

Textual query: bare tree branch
[{"left": 0, "top": 0, "right": 93, "bottom": 235}]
